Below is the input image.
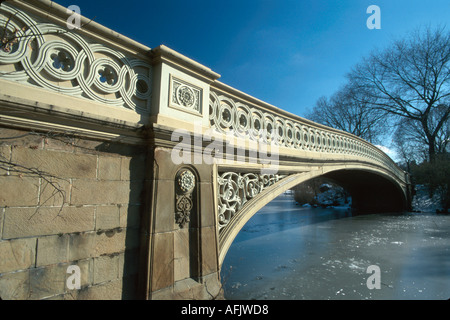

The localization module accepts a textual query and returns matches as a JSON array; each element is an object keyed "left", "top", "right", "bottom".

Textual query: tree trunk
[{"left": 429, "top": 140, "right": 436, "bottom": 163}]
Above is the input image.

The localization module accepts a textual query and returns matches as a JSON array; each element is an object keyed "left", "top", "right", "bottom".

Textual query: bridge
[{"left": 0, "top": 1, "right": 411, "bottom": 300}]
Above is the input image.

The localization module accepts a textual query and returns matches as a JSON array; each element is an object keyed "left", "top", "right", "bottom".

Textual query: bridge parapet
[
  {"left": 0, "top": 0, "right": 153, "bottom": 136},
  {"left": 209, "top": 81, "right": 408, "bottom": 184}
]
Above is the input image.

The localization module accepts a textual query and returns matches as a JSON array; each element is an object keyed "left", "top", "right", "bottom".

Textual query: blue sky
[{"left": 56, "top": 0, "right": 450, "bottom": 118}]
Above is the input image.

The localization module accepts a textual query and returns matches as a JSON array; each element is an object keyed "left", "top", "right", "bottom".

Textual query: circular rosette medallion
[
  {"left": 177, "top": 170, "right": 196, "bottom": 194},
  {"left": 177, "top": 85, "right": 196, "bottom": 108}
]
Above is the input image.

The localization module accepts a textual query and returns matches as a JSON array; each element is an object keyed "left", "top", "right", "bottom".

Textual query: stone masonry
[{"left": 0, "top": 127, "right": 146, "bottom": 299}]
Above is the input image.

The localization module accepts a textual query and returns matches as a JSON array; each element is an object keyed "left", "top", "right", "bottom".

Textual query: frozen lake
[{"left": 221, "top": 194, "right": 450, "bottom": 300}]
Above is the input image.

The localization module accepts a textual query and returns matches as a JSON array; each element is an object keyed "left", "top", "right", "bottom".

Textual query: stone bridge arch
[{"left": 217, "top": 164, "right": 410, "bottom": 266}]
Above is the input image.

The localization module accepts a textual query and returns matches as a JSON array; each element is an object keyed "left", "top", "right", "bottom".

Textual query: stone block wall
[{"left": 0, "top": 127, "right": 147, "bottom": 300}]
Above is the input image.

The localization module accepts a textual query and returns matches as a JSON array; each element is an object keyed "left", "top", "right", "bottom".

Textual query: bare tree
[
  {"left": 348, "top": 26, "right": 450, "bottom": 161},
  {"left": 308, "top": 83, "right": 389, "bottom": 144},
  {"left": 394, "top": 104, "right": 450, "bottom": 166},
  {"left": 393, "top": 118, "right": 429, "bottom": 167},
  {"left": 430, "top": 104, "right": 450, "bottom": 154}
]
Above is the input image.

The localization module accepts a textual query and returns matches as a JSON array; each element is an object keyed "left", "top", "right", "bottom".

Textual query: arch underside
[{"left": 217, "top": 163, "right": 408, "bottom": 265}]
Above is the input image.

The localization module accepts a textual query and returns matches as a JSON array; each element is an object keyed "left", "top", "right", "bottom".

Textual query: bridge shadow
[{"left": 233, "top": 193, "right": 354, "bottom": 244}]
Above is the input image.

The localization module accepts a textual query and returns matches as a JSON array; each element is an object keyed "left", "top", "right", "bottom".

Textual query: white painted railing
[
  {"left": 210, "top": 82, "right": 407, "bottom": 183},
  {"left": 0, "top": 2, "right": 152, "bottom": 113}
]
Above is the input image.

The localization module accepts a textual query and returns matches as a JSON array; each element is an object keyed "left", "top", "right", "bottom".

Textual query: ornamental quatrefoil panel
[{"left": 169, "top": 75, "right": 203, "bottom": 115}]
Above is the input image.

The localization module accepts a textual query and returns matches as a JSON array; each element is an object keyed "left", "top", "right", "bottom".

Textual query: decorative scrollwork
[
  {"left": 0, "top": 3, "right": 152, "bottom": 113},
  {"left": 175, "top": 193, "right": 193, "bottom": 228},
  {"left": 170, "top": 76, "right": 202, "bottom": 113},
  {"left": 175, "top": 169, "right": 196, "bottom": 228},
  {"left": 209, "top": 89, "right": 404, "bottom": 181},
  {"left": 217, "top": 172, "right": 285, "bottom": 230}
]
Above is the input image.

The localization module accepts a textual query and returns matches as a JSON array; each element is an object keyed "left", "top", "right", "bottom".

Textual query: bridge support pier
[{"left": 138, "top": 147, "right": 222, "bottom": 300}]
